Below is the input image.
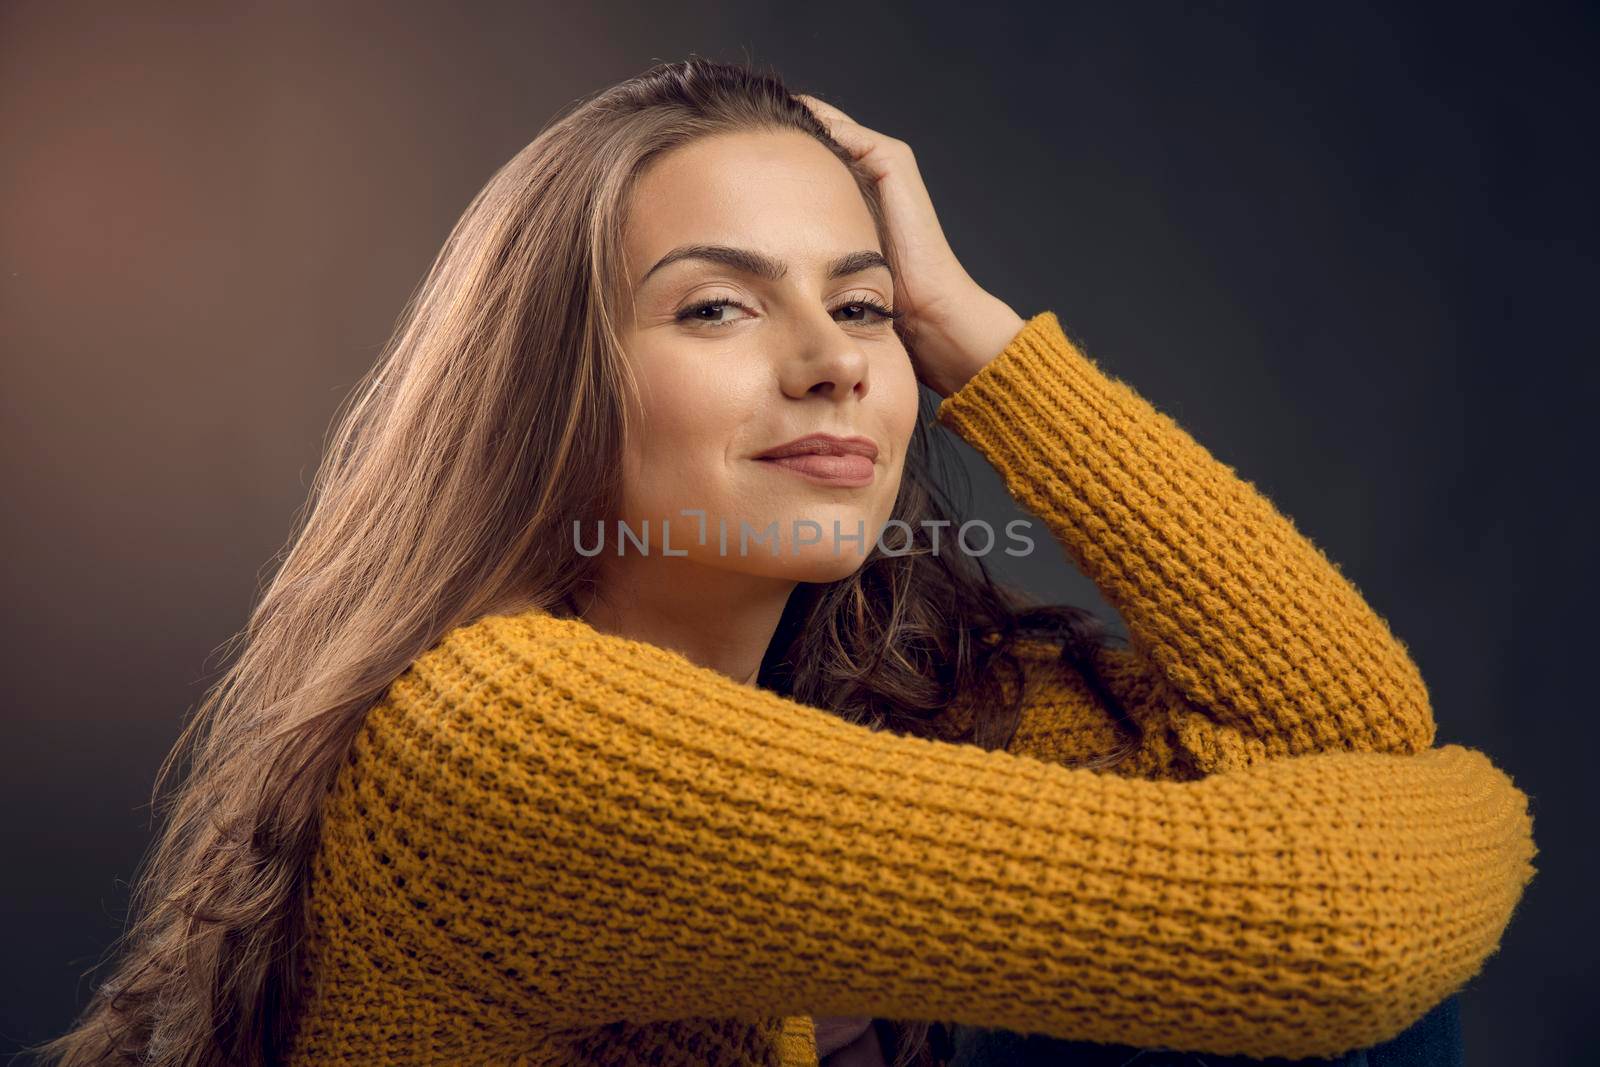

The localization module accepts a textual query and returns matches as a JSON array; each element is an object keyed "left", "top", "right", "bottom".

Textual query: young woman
[{"left": 34, "top": 59, "right": 1535, "bottom": 1067}]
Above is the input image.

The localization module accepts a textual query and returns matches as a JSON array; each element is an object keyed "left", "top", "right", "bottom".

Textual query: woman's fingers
[
  {"left": 793, "top": 93, "right": 857, "bottom": 135},
  {"left": 793, "top": 92, "right": 959, "bottom": 283},
  {"left": 794, "top": 93, "right": 909, "bottom": 170},
  {"left": 792, "top": 91, "right": 1008, "bottom": 396}
]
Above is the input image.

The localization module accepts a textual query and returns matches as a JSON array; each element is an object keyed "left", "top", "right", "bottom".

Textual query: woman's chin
[{"left": 704, "top": 550, "right": 871, "bottom": 584}]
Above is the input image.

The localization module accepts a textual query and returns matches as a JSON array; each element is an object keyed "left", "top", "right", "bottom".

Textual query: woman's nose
[{"left": 775, "top": 308, "right": 870, "bottom": 401}]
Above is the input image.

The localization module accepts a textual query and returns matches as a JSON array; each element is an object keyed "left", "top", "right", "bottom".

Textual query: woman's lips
[{"left": 756, "top": 453, "right": 875, "bottom": 487}]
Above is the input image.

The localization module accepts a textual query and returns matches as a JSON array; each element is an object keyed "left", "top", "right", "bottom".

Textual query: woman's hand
[{"left": 795, "top": 93, "right": 1025, "bottom": 399}]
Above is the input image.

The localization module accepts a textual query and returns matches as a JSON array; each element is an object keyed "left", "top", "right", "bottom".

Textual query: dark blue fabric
[{"left": 946, "top": 994, "right": 1462, "bottom": 1067}]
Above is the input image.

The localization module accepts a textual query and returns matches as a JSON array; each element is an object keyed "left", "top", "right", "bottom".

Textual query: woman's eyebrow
[{"left": 637, "top": 245, "right": 893, "bottom": 288}]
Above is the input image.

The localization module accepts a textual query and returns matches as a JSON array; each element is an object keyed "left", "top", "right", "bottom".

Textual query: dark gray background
[{"left": 3, "top": 2, "right": 1593, "bottom": 1063}]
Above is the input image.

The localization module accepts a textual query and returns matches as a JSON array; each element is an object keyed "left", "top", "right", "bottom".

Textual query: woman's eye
[
  {"left": 676, "top": 299, "right": 751, "bottom": 327},
  {"left": 833, "top": 300, "right": 901, "bottom": 326}
]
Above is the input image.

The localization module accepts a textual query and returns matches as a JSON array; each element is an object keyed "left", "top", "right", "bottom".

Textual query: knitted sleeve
[
  {"left": 937, "top": 311, "right": 1437, "bottom": 777},
  {"left": 326, "top": 606, "right": 1537, "bottom": 1061}
]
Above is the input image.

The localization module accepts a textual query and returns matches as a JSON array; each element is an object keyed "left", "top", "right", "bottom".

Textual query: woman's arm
[
  {"left": 319, "top": 606, "right": 1536, "bottom": 1061},
  {"left": 939, "top": 309, "right": 1437, "bottom": 777}
]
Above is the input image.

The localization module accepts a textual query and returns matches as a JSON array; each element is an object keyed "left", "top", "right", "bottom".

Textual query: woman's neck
[{"left": 576, "top": 558, "right": 798, "bottom": 686}]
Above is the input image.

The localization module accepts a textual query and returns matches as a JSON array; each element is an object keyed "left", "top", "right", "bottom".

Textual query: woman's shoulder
[
  {"left": 359, "top": 606, "right": 606, "bottom": 738},
  {"left": 440, "top": 602, "right": 599, "bottom": 654},
  {"left": 375, "top": 602, "right": 782, "bottom": 743},
  {"left": 403, "top": 604, "right": 631, "bottom": 683},
  {"left": 996, "top": 633, "right": 1152, "bottom": 702},
  {"left": 990, "top": 633, "right": 1199, "bottom": 779}
]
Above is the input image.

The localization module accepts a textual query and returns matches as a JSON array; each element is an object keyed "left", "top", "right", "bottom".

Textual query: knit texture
[{"left": 284, "top": 311, "right": 1537, "bottom": 1065}]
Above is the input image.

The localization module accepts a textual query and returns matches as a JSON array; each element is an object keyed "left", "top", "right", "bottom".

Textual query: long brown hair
[{"left": 29, "top": 57, "right": 1141, "bottom": 1067}]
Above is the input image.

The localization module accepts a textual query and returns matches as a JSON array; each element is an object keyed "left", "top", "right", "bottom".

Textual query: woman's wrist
[{"left": 916, "top": 286, "right": 1026, "bottom": 398}]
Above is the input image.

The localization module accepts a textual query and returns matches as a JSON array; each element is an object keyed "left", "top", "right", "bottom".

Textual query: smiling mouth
[{"left": 755, "top": 453, "right": 876, "bottom": 487}]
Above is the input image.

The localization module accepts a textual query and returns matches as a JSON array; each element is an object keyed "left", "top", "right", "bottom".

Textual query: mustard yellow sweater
[{"left": 284, "top": 311, "right": 1538, "bottom": 1065}]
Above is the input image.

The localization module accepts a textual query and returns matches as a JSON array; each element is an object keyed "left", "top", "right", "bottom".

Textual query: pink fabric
[{"left": 814, "top": 1015, "right": 886, "bottom": 1065}]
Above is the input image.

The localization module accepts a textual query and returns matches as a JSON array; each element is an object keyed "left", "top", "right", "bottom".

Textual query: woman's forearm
[
  {"left": 934, "top": 309, "right": 1436, "bottom": 776},
  {"left": 297, "top": 607, "right": 1535, "bottom": 1061}
]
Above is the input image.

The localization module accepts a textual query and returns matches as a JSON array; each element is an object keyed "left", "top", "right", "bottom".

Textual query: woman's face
[{"left": 615, "top": 129, "right": 920, "bottom": 582}]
